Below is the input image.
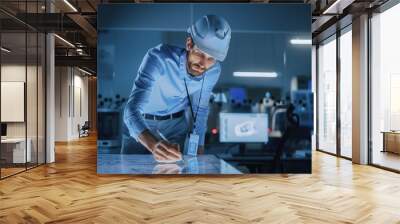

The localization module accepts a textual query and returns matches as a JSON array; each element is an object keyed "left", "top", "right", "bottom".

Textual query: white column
[
  {"left": 312, "top": 45, "right": 317, "bottom": 151},
  {"left": 352, "top": 14, "right": 369, "bottom": 164},
  {"left": 46, "top": 33, "right": 55, "bottom": 163},
  {"left": 45, "top": 1, "right": 55, "bottom": 163}
]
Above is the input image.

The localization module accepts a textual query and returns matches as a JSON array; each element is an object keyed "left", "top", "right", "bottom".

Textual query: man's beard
[{"left": 188, "top": 63, "right": 205, "bottom": 76}]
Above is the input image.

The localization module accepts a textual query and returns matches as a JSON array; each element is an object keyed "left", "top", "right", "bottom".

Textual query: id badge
[{"left": 187, "top": 133, "right": 199, "bottom": 156}]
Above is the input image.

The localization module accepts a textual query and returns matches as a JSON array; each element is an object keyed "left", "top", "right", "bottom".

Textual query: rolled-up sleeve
[
  {"left": 124, "top": 49, "right": 162, "bottom": 140},
  {"left": 192, "top": 64, "right": 221, "bottom": 146}
]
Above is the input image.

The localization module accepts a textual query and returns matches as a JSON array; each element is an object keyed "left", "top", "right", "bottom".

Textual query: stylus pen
[{"left": 157, "top": 130, "right": 169, "bottom": 142}]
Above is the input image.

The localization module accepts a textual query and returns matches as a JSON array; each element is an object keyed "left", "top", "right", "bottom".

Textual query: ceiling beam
[
  {"left": 66, "top": 13, "right": 97, "bottom": 38},
  {"left": 55, "top": 55, "right": 96, "bottom": 70},
  {"left": 51, "top": 0, "right": 97, "bottom": 47}
]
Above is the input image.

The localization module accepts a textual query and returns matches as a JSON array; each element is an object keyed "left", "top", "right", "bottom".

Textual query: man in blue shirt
[{"left": 123, "top": 15, "right": 231, "bottom": 162}]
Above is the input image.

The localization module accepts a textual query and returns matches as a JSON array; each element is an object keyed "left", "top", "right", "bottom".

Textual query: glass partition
[
  {"left": 27, "top": 0, "right": 38, "bottom": 168},
  {"left": 27, "top": 30, "right": 38, "bottom": 169},
  {"left": 38, "top": 32, "right": 45, "bottom": 165},
  {"left": 1, "top": 30, "right": 28, "bottom": 177},
  {"left": 0, "top": 1, "right": 46, "bottom": 179}
]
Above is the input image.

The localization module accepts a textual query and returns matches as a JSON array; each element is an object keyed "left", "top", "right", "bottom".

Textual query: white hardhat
[{"left": 187, "top": 15, "right": 231, "bottom": 62}]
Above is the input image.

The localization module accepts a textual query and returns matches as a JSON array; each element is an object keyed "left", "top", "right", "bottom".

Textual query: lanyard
[{"left": 184, "top": 77, "right": 205, "bottom": 130}]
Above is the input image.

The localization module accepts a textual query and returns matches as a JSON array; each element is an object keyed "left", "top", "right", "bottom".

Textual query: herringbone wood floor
[{"left": 1, "top": 135, "right": 400, "bottom": 224}]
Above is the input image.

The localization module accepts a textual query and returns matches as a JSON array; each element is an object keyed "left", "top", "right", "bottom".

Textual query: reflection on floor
[
  {"left": 0, "top": 167, "right": 25, "bottom": 177},
  {"left": 373, "top": 150, "right": 400, "bottom": 171},
  {"left": 0, "top": 163, "right": 41, "bottom": 178}
]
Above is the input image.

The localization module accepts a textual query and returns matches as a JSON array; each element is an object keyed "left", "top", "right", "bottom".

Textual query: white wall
[
  {"left": 55, "top": 67, "right": 89, "bottom": 141},
  {"left": 1, "top": 65, "right": 41, "bottom": 137},
  {"left": 1, "top": 65, "right": 27, "bottom": 140},
  {"left": 55, "top": 67, "right": 69, "bottom": 141}
]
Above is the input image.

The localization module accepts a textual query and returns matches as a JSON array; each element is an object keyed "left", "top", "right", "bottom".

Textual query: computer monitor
[
  {"left": 1, "top": 123, "right": 7, "bottom": 137},
  {"left": 219, "top": 113, "right": 269, "bottom": 143}
]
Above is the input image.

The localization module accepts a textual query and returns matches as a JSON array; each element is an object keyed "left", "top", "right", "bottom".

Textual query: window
[
  {"left": 339, "top": 27, "right": 352, "bottom": 158},
  {"left": 370, "top": 2, "right": 400, "bottom": 171},
  {"left": 317, "top": 35, "right": 337, "bottom": 154}
]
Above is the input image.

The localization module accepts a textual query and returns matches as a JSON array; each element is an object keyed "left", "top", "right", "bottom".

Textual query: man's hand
[
  {"left": 138, "top": 130, "right": 182, "bottom": 162},
  {"left": 152, "top": 163, "right": 182, "bottom": 174},
  {"left": 151, "top": 141, "right": 182, "bottom": 163}
]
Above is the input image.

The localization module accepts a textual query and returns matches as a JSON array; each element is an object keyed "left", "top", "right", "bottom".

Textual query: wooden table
[{"left": 381, "top": 131, "right": 400, "bottom": 154}]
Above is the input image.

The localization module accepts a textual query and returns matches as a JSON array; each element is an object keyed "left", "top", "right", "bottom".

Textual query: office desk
[
  {"left": 1, "top": 138, "right": 31, "bottom": 163},
  {"left": 97, "top": 154, "right": 242, "bottom": 174}
]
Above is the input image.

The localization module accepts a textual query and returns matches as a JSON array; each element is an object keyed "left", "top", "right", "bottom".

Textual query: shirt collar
[{"left": 179, "top": 49, "right": 205, "bottom": 81}]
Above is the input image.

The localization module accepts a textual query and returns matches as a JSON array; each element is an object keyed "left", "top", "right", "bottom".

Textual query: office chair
[
  {"left": 78, "top": 121, "right": 90, "bottom": 138},
  {"left": 273, "top": 104, "right": 311, "bottom": 173}
]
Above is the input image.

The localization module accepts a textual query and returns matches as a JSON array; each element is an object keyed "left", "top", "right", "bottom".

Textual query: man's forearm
[{"left": 137, "top": 129, "right": 159, "bottom": 152}]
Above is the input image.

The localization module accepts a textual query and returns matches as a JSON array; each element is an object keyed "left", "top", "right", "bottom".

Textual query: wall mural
[{"left": 97, "top": 3, "right": 312, "bottom": 174}]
